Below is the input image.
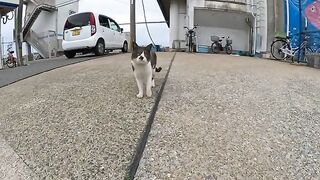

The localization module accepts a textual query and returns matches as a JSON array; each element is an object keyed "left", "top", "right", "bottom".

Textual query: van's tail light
[
  {"left": 90, "top": 13, "right": 96, "bottom": 36},
  {"left": 63, "top": 21, "right": 68, "bottom": 40}
]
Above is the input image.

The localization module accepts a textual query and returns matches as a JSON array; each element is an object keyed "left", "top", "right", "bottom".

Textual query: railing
[
  {"left": 205, "top": 0, "right": 247, "bottom": 5},
  {"left": 30, "top": 0, "right": 55, "bottom": 6},
  {"left": 26, "top": 30, "right": 49, "bottom": 58},
  {"left": 26, "top": 30, "right": 58, "bottom": 58},
  {"left": 204, "top": 0, "right": 254, "bottom": 13}
]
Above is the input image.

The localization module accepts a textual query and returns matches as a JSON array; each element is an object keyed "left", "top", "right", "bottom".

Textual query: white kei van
[{"left": 62, "top": 12, "right": 128, "bottom": 58}]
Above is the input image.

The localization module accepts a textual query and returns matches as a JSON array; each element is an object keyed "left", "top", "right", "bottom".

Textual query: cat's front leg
[
  {"left": 146, "top": 76, "right": 152, "bottom": 98},
  {"left": 152, "top": 69, "right": 155, "bottom": 87},
  {"left": 135, "top": 75, "right": 144, "bottom": 98}
]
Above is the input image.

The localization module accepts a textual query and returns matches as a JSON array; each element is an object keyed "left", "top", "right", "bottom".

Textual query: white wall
[
  {"left": 261, "top": 0, "right": 268, "bottom": 52},
  {"left": 169, "top": 0, "right": 186, "bottom": 48},
  {"left": 194, "top": 8, "right": 251, "bottom": 51},
  {"left": 186, "top": 0, "right": 204, "bottom": 28},
  {"left": 196, "top": 26, "right": 249, "bottom": 51},
  {"left": 252, "top": 0, "right": 268, "bottom": 52},
  {"left": 56, "top": 1, "right": 79, "bottom": 39},
  {"left": 26, "top": 0, "right": 79, "bottom": 51},
  {"left": 32, "top": 11, "right": 56, "bottom": 35},
  {"left": 27, "top": 0, "right": 79, "bottom": 37}
]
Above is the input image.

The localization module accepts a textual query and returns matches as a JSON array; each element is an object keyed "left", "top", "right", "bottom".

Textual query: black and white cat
[{"left": 131, "top": 42, "right": 162, "bottom": 98}]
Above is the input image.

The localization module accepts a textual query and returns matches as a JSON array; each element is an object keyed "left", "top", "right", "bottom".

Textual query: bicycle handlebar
[{"left": 184, "top": 25, "right": 198, "bottom": 31}]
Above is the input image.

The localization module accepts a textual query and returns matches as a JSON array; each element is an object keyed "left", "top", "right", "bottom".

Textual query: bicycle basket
[
  {"left": 211, "top": 36, "right": 219, "bottom": 42},
  {"left": 274, "top": 31, "right": 287, "bottom": 39},
  {"left": 226, "top": 39, "right": 232, "bottom": 44}
]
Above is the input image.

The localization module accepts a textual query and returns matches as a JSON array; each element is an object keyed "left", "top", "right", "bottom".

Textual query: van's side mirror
[{"left": 120, "top": 28, "right": 124, "bottom": 33}]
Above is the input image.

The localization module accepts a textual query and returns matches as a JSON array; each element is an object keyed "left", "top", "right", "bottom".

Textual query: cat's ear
[
  {"left": 133, "top": 42, "right": 139, "bottom": 50},
  {"left": 146, "top": 43, "right": 153, "bottom": 51}
]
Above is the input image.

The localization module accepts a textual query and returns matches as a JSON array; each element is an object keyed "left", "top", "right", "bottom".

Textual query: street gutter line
[{"left": 126, "top": 52, "right": 177, "bottom": 180}]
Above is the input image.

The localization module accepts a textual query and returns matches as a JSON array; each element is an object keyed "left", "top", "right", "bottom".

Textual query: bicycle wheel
[
  {"left": 271, "top": 39, "right": 288, "bottom": 60},
  {"left": 305, "top": 47, "right": 314, "bottom": 55},
  {"left": 6, "top": 60, "right": 15, "bottom": 68},
  {"left": 189, "top": 35, "right": 193, "bottom": 52},
  {"left": 226, "top": 45, "right": 232, "bottom": 54},
  {"left": 211, "top": 43, "right": 220, "bottom": 53}
]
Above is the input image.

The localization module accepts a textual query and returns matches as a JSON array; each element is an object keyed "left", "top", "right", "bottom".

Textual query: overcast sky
[
  {"left": 0, "top": 0, "right": 169, "bottom": 52},
  {"left": 79, "top": 0, "right": 169, "bottom": 46}
]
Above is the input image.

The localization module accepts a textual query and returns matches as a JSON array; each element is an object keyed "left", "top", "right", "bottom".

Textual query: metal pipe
[
  {"left": 250, "top": 0, "right": 256, "bottom": 55},
  {"left": 0, "top": 17, "right": 3, "bottom": 69}
]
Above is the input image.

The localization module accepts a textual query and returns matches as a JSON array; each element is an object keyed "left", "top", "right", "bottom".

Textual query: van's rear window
[{"left": 64, "top": 13, "right": 91, "bottom": 30}]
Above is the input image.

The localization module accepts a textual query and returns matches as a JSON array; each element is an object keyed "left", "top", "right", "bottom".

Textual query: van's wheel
[
  {"left": 122, "top": 41, "right": 128, "bottom": 53},
  {"left": 64, "top": 51, "right": 76, "bottom": 59},
  {"left": 95, "top": 39, "right": 105, "bottom": 56}
]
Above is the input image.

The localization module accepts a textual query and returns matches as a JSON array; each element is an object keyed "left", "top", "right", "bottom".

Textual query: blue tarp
[{"left": 286, "top": 0, "right": 320, "bottom": 52}]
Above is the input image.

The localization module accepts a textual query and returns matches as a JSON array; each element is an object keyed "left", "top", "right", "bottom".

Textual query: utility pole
[
  {"left": 15, "top": 0, "right": 24, "bottom": 66},
  {"left": 130, "top": 0, "right": 136, "bottom": 52}
]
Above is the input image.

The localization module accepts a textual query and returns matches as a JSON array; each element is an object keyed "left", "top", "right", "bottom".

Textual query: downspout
[
  {"left": 251, "top": 0, "right": 256, "bottom": 56},
  {"left": 274, "top": 0, "right": 277, "bottom": 32},
  {"left": 0, "top": 16, "right": 3, "bottom": 69}
]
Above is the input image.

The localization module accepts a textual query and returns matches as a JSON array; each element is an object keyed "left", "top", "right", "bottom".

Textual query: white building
[
  {"left": 157, "top": 0, "right": 285, "bottom": 55},
  {"left": 23, "top": 0, "right": 79, "bottom": 58}
]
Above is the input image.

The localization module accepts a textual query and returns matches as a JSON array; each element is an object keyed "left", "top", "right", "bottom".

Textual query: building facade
[
  {"left": 23, "top": 0, "right": 79, "bottom": 58},
  {"left": 157, "top": 0, "right": 285, "bottom": 55}
]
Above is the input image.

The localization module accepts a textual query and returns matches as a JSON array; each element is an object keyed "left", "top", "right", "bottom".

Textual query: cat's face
[{"left": 131, "top": 43, "right": 153, "bottom": 65}]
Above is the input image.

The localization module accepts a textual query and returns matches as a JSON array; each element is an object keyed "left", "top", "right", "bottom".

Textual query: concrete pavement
[
  {"left": 0, "top": 52, "right": 174, "bottom": 179},
  {"left": 136, "top": 53, "right": 320, "bottom": 179},
  {"left": 1, "top": 52, "right": 320, "bottom": 179}
]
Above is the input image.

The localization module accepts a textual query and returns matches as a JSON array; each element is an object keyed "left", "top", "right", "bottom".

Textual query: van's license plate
[{"left": 72, "top": 30, "right": 80, "bottom": 36}]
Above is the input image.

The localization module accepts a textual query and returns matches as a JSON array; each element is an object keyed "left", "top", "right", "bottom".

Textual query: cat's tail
[{"left": 155, "top": 67, "right": 162, "bottom": 72}]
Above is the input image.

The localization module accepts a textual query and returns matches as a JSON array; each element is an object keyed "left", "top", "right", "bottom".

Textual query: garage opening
[{"left": 194, "top": 8, "right": 255, "bottom": 54}]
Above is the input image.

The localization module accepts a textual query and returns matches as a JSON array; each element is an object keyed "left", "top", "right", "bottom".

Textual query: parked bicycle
[
  {"left": 211, "top": 36, "right": 233, "bottom": 54},
  {"left": 6, "top": 48, "right": 17, "bottom": 68},
  {"left": 184, "top": 25, "right": 197, "bottom": 53},
  {"left": 271, "top": 34, "right": 319, "bottom": 63}
]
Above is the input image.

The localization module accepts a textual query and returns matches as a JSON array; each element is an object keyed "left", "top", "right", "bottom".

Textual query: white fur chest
[{"left": 131, "top": 61, "right": 152, "bottom": 81}]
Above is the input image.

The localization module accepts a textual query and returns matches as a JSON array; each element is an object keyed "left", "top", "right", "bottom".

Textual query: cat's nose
[{"left": 139, "top": 56, "right": 144, "bottom": 60}]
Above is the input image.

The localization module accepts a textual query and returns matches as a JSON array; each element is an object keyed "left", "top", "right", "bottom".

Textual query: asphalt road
[{"left": 0, "top": 53, "right": 119, "bottom": 88}]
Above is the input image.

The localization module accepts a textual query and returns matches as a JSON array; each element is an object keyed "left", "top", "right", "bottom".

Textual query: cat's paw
[
  {"left": 152, "top": 80, "right": 155, "bottom": 88},
  {"left": 146, "top": 91, "right": 152, "bottom": 98},
  {"left": 136, "top": 93, "right": 143, "bottom": 98}
]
